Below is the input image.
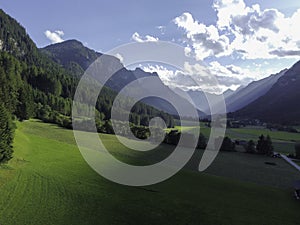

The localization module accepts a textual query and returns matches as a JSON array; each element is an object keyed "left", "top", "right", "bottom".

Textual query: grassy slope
[{"left": 0, "top": 120, "right": 300, "bottom": 225}]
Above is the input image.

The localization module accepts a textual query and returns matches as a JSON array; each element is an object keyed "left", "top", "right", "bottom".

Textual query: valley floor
[{"left": 0, "top": 120, "right": 300, "bottom": 225}]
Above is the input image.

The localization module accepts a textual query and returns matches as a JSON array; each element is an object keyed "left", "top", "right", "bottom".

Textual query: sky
[{"left": 1, "top": 0, "right": 300, "bottom": 93}]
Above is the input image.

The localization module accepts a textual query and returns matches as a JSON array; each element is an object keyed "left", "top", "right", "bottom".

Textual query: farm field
[
  {"left": 0, "top": 120, "right": 300, "bottom": 225},
  {"left": 168, "top": 124, "right": 300, "bottom": 154}
]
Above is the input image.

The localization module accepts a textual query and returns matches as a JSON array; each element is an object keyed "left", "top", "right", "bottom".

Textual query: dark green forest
[{"left": 0, "top": 9, "right": 174, "bottom": 163}]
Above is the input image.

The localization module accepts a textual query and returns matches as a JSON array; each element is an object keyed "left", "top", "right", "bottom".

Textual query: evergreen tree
[
  {"left": 0, "top": 103, "right": 14, "bottom": 163},
  {"left": 256, "top": 135, "right": 266, "bottom": 154},
  {"left": 197, "top": 133, "right": 207, "bottom": 149},
  {"left": 16, "top": 85, "right": 34, "bottom": 121},
  {"left": 256, "top": 135, "right": 274, "bottom": 155},
  {"left": 265, "top": 135, "right": 274, "bottom": 156},
  {"left": 219, "top": 137, "right": 236, "bottom": 152},
  {"left": 245, "top": 140, "right": 256, "bottom": 153}
]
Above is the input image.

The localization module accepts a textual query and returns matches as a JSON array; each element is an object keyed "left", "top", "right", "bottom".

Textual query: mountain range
[
  {"left": 234, "top": 60, "right": 300, "bottom": 124},
  {"left": 0, "top": 8, "right": 175, "bottom": 129},
  {"left": 225, "top": 69, "right": 287, "bottom": 113},
  {"left": 1, "top": 8, "right": 300, "bottom": 125},
  {"left": 42, "top": 39, "right": 205, "bottom": 118},
  {"left": 173, "top": 69, "right": 287, "bottom": 116},
  {"left": 184, "top": 63, "right": 300, "bottom": 124}
]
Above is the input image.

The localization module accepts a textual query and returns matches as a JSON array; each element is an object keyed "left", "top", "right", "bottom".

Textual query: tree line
[{"left": 0, "top": 9, "right": 172, "bottom": 163}]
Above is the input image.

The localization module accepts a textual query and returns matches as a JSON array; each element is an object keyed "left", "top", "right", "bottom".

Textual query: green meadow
[
  {"left": 0, "top": 120, "right": 300, "bottom": 225},
  {"left": 168, "top": 124, "right": 300, "bottom": 154}
]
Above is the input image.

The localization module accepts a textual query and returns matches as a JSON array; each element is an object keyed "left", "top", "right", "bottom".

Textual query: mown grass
[{"left": 0, "top": 120, "right": 300, "bottom": 225}]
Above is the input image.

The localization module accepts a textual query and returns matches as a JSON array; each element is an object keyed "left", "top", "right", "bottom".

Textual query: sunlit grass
[{"left": 0, "top": 120, "right": 300, "bottom": 225}]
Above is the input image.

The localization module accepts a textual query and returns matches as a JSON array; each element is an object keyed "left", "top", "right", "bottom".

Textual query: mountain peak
[
  {"left": 223, "top": 88, "right": 234, "bottom": 98},
  {"left": 48, "top": 39, "right": 84, "bottom": 48},
  {"left": 234, "top": 59, "right": 300, "bottom": 123},
  {"left": 41, "top": 39, "right": 102, "bottom": 76}
]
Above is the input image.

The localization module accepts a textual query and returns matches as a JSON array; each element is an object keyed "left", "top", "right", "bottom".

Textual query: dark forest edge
[{"left": 0, "top": 8, "right": 174, "bottom": 163}]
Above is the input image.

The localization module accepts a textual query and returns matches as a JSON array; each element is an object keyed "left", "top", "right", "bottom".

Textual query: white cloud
[
  {"left": 209, "top": 61, "right": 253, "bottom": 87},
  {"left": 174, "top": 12, "right": 231, "bottom": 60},
  {"left": 141, "top": 65, "right": 189, "bottom": 88},
  {"left": 141, "top": 60, "right": 282, "bottom": 93},
  {"left": 141, "top": 63, "right": 229, "bottom": 93},
  {"left": 131, "top": 1, "right": 300, "bottom": 93},
  {"left": 131, "top": 32, "right": 159, "bottom": 43},
  {"left": 173, "top": 1, "right": 300, "bottom": 60},
  {"left": 114, "top": 53, "right": 124, "bottom": 63},
  {"left": 44, "top": 30, "right": 64, "bottom": 44},
  {"left": 213, "top": 0, "right": 250, "bottom": 30}
]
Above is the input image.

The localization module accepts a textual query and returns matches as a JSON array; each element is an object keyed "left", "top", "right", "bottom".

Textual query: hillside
[
  {"left": 0, "top": 9, "right": 38, "bottom": 61},
  {"left": 0, "top": 8, "right": 176, "bottom": 164},
  {"left": 235, "top": 60, "right": 300, "bottom": 124},
  {"left": 225, "top": 69, "right": 287, "bottom": 112},
  {"left": 42, "top": 40, "right": 101, "bottom": 77},
  {"left": 186, "top": 90, "right": 221, "bottom": 114},
  {"left": 184, "top": 69, "right": 286, "bottom": 115},
  {"left": 0, "top": 9, "right": 174, "bottom": 125},
  {"left": 42, "top": 40, "right": 205, "bottom": 118}
]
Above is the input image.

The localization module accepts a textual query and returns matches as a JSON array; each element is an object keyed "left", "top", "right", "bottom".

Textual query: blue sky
[{"left": 1, "top": 0, "right": 300, "bottom": 92}]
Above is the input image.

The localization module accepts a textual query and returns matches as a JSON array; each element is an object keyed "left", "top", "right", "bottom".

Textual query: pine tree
[
  {"left": 256, "top": 135, "right": 265, "bottom": 154},
  {"left": 265, "top": 135, "right": 274, "bottom": 156},
  {"left": 0, "top": 103, "right": 14, "bottom": 163},
  {"left": 256, "top": 135, "right": 274, "bottom": 155},
  {"left": 197, "top": 133, "right": 207, "bottom": 149},
  {"left": 16, "top": 85, "right": 34, "bottom": 121},
  {"left": 246, "top": 140, "right": 256, "bottom": 153},
  {"left": 219, "top": 137, "right": 236, "bottom": 152}
]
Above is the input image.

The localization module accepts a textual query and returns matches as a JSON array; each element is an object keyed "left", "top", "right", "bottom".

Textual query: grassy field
[
  {"left": 168, "top": 124, "right": 300, "bottom": 154},
  {"left": 0, "top": 120, "right": 300, "bottom": 225},
  {"left": 226, "top": 128, "right": 300, "bottom": 142}
]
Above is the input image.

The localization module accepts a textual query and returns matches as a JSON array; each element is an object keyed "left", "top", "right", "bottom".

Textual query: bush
[{"left": 164, "top": 130, "right": 180, "bottom": 145}]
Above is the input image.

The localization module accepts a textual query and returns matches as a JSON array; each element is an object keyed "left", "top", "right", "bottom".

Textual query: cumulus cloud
[
  {"left": 141, "top": 59, "right": 281, "bottom": 93},
  {"left": 114, "top": 53, "right": 124, "bottom": 63},
  {"left": 131, "top": 32, "right": 159, "bottom": 42},
  {"left": 141, "top": 63, "right": 234, "bottom": 93},
  {"left": 174, "top": 12, "right": 231, "bottom": 60},
  {"left": 44, "top": 30, "right": 64, "bottom": 44},
  {"left": 208, "top": 61, "right": 253, "bottom": 87},
  {"left": 141, "top": 65, "right": 191, "bottom": 90},
  {"left": 173, "top": 0, "right": 300, "bottom": 60},
  {"left": 132, "top": 1, "right": 300, "bottom": 93}
]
